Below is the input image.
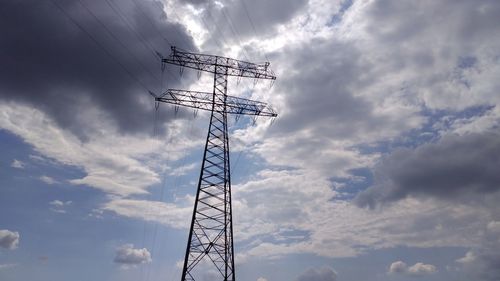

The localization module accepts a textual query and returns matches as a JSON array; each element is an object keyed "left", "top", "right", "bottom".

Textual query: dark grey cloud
[
  {"left": 270, "top": 37, "right": 409, "bottom": 141},
  {"left": 0, "top": 0, "right": 195, "bottom": 138},
  {"left": 355, "top": 132, "right": 500, "bottom": 208},
  {"left": 363, "top": 0, "right": 500, "bottom": 98},
  {"left": 366, "top": 0, "right": 500, "bottom": 46},
  {"left": 295, "top": 266, "right": 337, "bottom": 281},
  {"left": 274, "top": 38, "right": 371, "bottom": 137}
]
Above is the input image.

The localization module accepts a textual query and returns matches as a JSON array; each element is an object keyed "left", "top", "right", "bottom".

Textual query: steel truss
[{"left": 156, "top": 47, "right": 276, "bottom": 281}]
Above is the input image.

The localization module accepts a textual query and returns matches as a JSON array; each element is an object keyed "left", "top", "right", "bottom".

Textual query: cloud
[
  {"left": 256, "top": 278, "right": 268, "bottom": 281},
  {"left": 231, "top": 169, "right": 492, "bottom": 262},
  {"left": 355, "top": 132, "right": 500, "bottom": 208},
  {"left": 0, "top": 229, "right": 20, "bottom": 250},
  {"left": 49, "top": 200, "right": 72, "bottom": 213},
  {"left": 408, "top": 262, "right": 438, "bottom": 276},
  {"left": 357, "top": 0, "right": 500, "bottom": 112},
  {"left": 213, "top": 0, "right": 308, "bottom": 39},
  {"left": 40, "top": 175, "right": 57, "bottom": 185},
  {"left": 168, "top": 162, "right": 197, "bottom": 176},
  {"left": 295, "top": 266, "right": 337, "bottom": 281},
  {"left": 270, "top": 37, "right": 423, "bottom": 143},
  {"left": 0, "top": 0, "right": 196, "bottom": 139},
  {"left": 237, "top": 0, "right": 500, "bottom": 189},
  {"left": 1, "top": 0, "right": 499, "bottom": 273},
  {"left": 174, "top": 0, "right": 308, "bottom": 53},
  {"left": 0, "top": 263, "right": 18, "bottom": 270},
  {"left": 113, "top": 244, "right": 152, "bottom": 265},
  {"left": 99, "top": 168, "right": 486, "bottom": 261},
  {"left": 10, "top": 159, "right": 25, "bottom": 169},
  {"left": 102, "top": 198, "right": 192, "bottom": 229},
  {"left": 487, "top": 220, "right": 500, "bottom": 234},
  {"left": 49, "top": 200, "right": 72, "bottom": 208},
  {"left": 388, "top": 261, "right": 407, "bottom": 274},
  {"left": 0, "top": 103, "right": 199, "bottom": 197},
  {"left": 457, "top": 251, "right": 476, "bottom": 264},
  {"left": 388, "top": 261, "right": 437, "bottom": 277},
  {"left": 456, "top": 220, "right": 500, "bottom": 281},
  {"left": 458, "top": 249, "right": 500, "bottom": 281}
]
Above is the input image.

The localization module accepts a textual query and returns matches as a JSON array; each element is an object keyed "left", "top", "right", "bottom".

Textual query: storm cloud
[
  {"left": 355, "top": 132, "right": 500, "bottom": 208},
  {"left": 0, "top": 0, "right": 195, "bottom": 138}
]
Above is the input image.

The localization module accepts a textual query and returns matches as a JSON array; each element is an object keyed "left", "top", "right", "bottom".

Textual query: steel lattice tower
[{"left": 154, "top": 47, "right": 277, "bottom": 281}]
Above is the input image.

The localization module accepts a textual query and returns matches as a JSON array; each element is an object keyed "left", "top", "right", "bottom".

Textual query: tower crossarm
[
  {"left": 162, "top": 47, "right": 276, "bottom": 80},
  {"left": 154, "top": 89, "right": 277, "bottom": 117}
]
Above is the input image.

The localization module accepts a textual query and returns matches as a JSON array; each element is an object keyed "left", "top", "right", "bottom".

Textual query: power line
[
  {"left": 76, "top": 0, "right": 162, "bottom": 84},
  {"left": 240, "top": 0, "right": 270, "bottom": 62},
  {"left": 103, "top": 0, "right": 184, "bottom": 91},
  {"left": 104, "top": 0, "right": 158, "bottom": 57},
  {"left": 220, "top": 8, "right": 252, "bottom": 61},
  {"left": 129, "top": 0, "right": 177, "bottom": 48},
  {"left": 50, "top": 0, "right": 151, "bottom": 91},
  {"left": 204, "top": 7, "right": 233, "bottom": 52},
  {"left": 163, "top": 3, "right": 198, "bottom": 50},
  {"left": 199, "top": 14, "right": 225, "bottom": 51}
]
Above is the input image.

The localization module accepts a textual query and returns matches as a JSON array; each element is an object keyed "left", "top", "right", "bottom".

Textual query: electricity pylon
[{"left": 154, "top": 47, "right": 277, "bottom": 281}]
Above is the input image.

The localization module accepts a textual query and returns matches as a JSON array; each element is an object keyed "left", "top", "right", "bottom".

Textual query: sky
[{"left": 1, "top": 0, "right": 500, "bottom": 281}]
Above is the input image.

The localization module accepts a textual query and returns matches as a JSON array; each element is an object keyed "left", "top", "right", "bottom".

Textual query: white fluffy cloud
[
  {"left": 408, "top": 263, "right": 438, "bottom": 276},
  {"left": 102, "top": 166, "right": 492, "bottom": 261},
  {"left": 389, "top": 261, "right": 437, "bottom": 276},
  {"left": 113, "top": 244, "right": 152, "bottom": 265},
  {"left": 102, "top": 198, "right": 193, "bottom": 229},
  {"left": 0, "top": 229, "right": 20, "bottom": 250},
  {"left": 388, "top": 261, "right": 407, "bottom": 274},
  {"left": 0, "top": 102, "right": 199, "bottom": 197},
  {"left": 224, "top": 169, "right": 492, "bottom": 260}
]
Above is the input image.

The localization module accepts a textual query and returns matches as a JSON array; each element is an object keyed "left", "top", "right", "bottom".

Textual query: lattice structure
[
  {"left": 155, "top": 89, "right": 276, "bottom": 117},
  {"left": 155, "top": 47, "right": 276, "bottom": 281}
]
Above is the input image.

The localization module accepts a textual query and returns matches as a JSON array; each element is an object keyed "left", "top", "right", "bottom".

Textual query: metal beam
[
  {"left": 162, "top": 46, "right": 276, "bottom": 80},
  {"left": 154, "top": 89, "right": 277, "bottom": 117}
]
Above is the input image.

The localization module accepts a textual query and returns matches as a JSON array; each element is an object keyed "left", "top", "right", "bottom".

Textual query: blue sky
[{"left": 1, "top": 0, "right": 500, "bottom": 281}]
